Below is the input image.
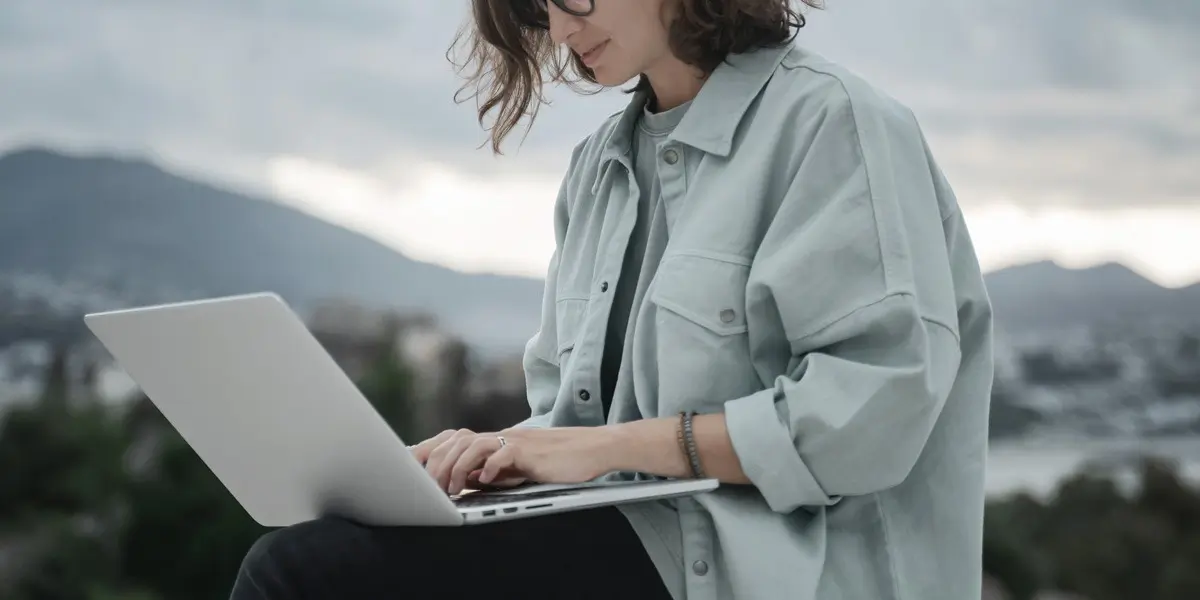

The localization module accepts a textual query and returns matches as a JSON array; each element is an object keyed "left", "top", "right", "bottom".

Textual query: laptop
[{"left": 83, "top": 292, "right": 717, "bottom": 527}]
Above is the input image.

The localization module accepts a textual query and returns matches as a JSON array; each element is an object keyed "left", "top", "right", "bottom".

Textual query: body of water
[{"left": 986, "top": 436, "right": 1200, "bottom": 497}]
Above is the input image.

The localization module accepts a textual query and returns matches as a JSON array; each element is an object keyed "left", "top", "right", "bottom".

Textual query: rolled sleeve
[
  {"left": 723, "top": 89, "right": 964, "bottom": 514},
  {"left": 725, "top": 387, "right": 833, "bottom": 510},
  {"left": 726, "top": 294, "right": 960, "bottom": 514}
]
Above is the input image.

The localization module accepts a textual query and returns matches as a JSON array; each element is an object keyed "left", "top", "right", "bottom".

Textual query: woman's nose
[{"left": 547, "top": 3, "right": 583, "bottom": 46}]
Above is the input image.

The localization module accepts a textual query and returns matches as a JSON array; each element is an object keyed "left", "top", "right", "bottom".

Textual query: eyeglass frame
[
  {"left": 551, "top": 0, "right": 595, "bottom": 17},
  {"left": 516, "top": 0, "right": 596, "bottom": 30}
]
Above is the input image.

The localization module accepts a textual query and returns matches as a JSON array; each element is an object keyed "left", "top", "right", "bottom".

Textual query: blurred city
[{"left": 1, "top": 1, "right": 1198, "bottom": 600}]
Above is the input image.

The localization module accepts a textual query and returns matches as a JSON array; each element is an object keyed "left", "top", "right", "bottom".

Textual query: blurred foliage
[
  {"left": 356, "top": 348, "right": 419, "bottom": 442},
  {"left": 5, "top": 342, "right": 1200, "bottom": 600},
  {"left": 984, "top": 457, "right": 1200, "bottom": 600},
  {"left": 0, "top": 346, "right": 128, "bottom": 527},
  {"left": 0, "top": 343, "right": 416, "bottom": 600},
  {"left": 117, "top": 429, "right": 267, "bottom": 600}
]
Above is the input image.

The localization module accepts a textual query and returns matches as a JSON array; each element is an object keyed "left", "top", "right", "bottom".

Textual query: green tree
[
  {"left": 0, "top": 402, "right": 124, "bottom": 525},
  {"left": 9, "top": 516, "right": 130, "bottom": 600},
  {"left": 983, "top": 492, "right": 1047, "bottom": 600},
  {"left": 117, "top": 410, "right": 266, "bottom": 600},
  {"left": 0, "top": 344, "right": 128, "bottom": 525},
  {"left": 984, "top": 458, "right": 1200, "bottom": 600},
  {"left": 0, "top": 345, "right": 131, "bottom": 599},
  {"left": 1157, "top": 535, "right": 1200, "bottom": 599},
  {"left": 356, "top": 349, "right": 419, "bottom": 442}
]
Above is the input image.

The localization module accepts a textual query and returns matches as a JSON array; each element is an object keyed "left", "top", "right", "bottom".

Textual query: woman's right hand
[{"left": 409, "top": 429, "right": 529, "bottom": 493}]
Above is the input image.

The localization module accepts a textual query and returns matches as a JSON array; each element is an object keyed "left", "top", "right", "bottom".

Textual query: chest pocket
[
  {"left": 648, "top": 252, "right": 759, "bottom": 413},
  {"left": 651, "top": 252, "right": 751, "bottom": 335}
]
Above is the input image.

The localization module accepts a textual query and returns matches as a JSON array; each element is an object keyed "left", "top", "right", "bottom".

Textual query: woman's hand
[
  {"left": 411, "top": 414, "right": 750, "bottom": 496},
  {"left": 412, "top": 427, "right": 619, "bottom": 496},
  {"left": 410, "top": 429, "right": 527, "bottom": 493}
]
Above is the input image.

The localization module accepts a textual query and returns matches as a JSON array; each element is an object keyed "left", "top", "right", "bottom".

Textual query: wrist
[
  {"left": 598, "top": 422, "right": 637, "bottom": 474},
  {"left": 603, "top": 419, "right": 691, "bottom": 478}
]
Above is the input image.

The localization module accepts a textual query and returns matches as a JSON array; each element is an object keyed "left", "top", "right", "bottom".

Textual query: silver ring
[{"left": 496, "top": 435, "right": 507, "bottom": 448}]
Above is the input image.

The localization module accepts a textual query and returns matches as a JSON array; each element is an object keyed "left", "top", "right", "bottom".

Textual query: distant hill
[
  {"left": 983, "top": 260, "right": 1200, "bottom": 332},
  {"left": 1, "top": 146, "right": 1196, "bottom": 353},
  {"left": 0, "top": 147, "right": 545, "bottom": 353}
]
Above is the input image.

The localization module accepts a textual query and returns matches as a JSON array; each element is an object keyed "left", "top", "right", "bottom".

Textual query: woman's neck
[{"left": 643, "top": 57, "right": 707, "bottom": 113}]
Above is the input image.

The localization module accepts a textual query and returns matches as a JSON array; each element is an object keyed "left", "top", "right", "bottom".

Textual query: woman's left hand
[{"left": 423, "top": 426, "right": 619, "bottom": 496}]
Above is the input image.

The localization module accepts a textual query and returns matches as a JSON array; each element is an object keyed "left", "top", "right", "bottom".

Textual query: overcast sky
[{"left": 2, "top": 0, "right": 1197, "bottom": 286}]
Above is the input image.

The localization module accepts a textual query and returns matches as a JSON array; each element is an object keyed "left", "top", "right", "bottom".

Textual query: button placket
[
  {"left": 658, "top": 144, "right": 688, "bottom": 232},
  {"left": 569, "top": 161, "right": 635, "bottom": 425},
  {"left": 678, "top": 497, "right": 716, "bottom": 599}
]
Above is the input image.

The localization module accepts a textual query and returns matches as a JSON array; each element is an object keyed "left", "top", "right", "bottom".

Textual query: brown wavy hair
[{"left": 448, "top": 0, "right": 823, "bottom": 153}]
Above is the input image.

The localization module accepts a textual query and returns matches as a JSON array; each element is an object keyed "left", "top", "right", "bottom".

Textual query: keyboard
[{"left": 453, "top": 488, "right": 580, "bottom": 508}]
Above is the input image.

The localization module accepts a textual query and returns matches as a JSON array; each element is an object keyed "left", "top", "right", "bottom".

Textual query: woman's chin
[{"left": 591, "top": 66, "right": 636, "bottom": 88}]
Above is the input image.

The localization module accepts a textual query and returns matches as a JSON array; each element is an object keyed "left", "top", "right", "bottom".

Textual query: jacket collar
[{"left": 595, "top": 41, "right": 793, "bottom": 174}]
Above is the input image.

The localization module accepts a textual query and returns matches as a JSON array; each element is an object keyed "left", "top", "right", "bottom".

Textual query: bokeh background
[{"left": 1, "top": 1, "right": 1197, "bottom": 599}]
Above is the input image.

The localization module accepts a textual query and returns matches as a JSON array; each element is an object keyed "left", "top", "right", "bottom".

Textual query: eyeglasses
[{"left": 514, "top": 0, "right": 596, "bottom": 30}]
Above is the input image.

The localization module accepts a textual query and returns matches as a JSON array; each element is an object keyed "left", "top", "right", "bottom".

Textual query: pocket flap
[
  {"left": 650, "top": 253, "right": 750, "bottom": 336},
  {"left": 554, "top": 297, "right": 588, "bottom": 356}
]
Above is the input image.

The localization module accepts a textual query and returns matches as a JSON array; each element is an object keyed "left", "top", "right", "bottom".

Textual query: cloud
[
  {"left": 2, "top": 0, "right": 1192, "bottom": 205},
  {"left": 801, "top": 0, "right": 1199, "bottom": 91},
  {"left": 0, "top": 0, "right": 625, "bottom": 185},
  {"left": 796, "top": 1, "right": 1199, "bottom": 210},
  {"left": 266, "top": 154, "right": 562, "bottom": 277},
  {"left": 0, "top": 0, "right": 1196, "bottom": 283},
  {"left": 964, "top": 203, "right": 1200, "bottom": 288}
]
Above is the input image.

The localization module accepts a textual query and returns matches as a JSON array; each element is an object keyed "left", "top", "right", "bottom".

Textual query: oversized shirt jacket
[{"left": 515, "top": 42, "right": 994, "bottom": 600}]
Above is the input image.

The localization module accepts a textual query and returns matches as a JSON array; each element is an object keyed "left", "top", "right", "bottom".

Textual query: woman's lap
[{"left": 230, "top": 506, "right": 671, "bottom": 600}]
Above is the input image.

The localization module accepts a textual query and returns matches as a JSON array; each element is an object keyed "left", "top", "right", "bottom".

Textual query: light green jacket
[{"left": 518, "top": 42, "right": 994, "bottom": 600}]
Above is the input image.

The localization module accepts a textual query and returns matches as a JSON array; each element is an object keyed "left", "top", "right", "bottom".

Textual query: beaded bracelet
[{"left": 677, "top": 411, "right": 706, "bottom": 479}]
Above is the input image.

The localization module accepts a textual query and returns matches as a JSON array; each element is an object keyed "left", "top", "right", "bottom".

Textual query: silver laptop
[{"left": 83, "top": 292, "right": 717, "bottom": 527}]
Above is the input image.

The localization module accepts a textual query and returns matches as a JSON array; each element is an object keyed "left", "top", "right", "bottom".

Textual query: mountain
[
  {"left": 983, "top": 260, "right": 1200, "bottom": 332},
  {"left": 1, "top": 146, "right": 1196, "bottom": 353},
  {"left": 0, "top": 147, "right": 545, "bottom": 353}
]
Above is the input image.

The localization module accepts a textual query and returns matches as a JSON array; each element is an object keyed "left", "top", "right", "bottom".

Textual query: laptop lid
[{"left": 84, "top": 292, "right": 463, "bottom": 527}]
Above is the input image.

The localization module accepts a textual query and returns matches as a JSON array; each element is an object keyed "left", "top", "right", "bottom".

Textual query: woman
[{"left": 231, "top": 1, "right": 994, "bottom": 599}]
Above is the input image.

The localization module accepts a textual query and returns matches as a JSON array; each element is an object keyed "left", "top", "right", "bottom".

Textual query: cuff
[{"left": 724, "top": 387, "right": 835, "bottom": 513}]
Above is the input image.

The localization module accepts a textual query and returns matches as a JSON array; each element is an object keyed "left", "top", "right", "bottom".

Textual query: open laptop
[{"left": 83, "top": 292, "right": 717, "bottom": 527}]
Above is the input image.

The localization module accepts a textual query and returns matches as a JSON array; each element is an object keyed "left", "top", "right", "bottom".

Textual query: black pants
[{"left": 229, "top": 507, "right": 672, "bottom": 600}]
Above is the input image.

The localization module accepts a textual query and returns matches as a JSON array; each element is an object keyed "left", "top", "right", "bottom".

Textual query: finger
[
  {"left": 425, "top": 432, "right": 476, "bottom": 490},
  {"left": 468, "top": 470, "right": 527, "bottom": 490},
  {"left": 447, "top": 437, "right": 497, "bottom": 496},
  {"left": 479, "top": 444, "right": 518, "bottom": 485},
  {"left": 448, "top": 437, "right": 501, "bottom": 496},
  {"left": 423, "top": 429, "right": 475, "bottom": 471},
  {"left": 466, "top": 469, "right": 484, "bottom": 487},
  {"left": 411, "top": 429, "right": 466, "bottom": 464}
]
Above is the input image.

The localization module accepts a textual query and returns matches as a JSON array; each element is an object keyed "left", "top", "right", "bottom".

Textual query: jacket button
[
  {"left": 578, "top": 389, "right": 591, "bottom": 402},
  {"left": 600, "top": 281, "right": 609, "bottom": 292},
  {"left": 692, "top": 560, "right": 709, "bottom": 576},
  {"left": 663, "top": 148, "right": 679, "bottom": 165},
  {"left": 719, "top": 308, "right": 736, "bottom": 323}
]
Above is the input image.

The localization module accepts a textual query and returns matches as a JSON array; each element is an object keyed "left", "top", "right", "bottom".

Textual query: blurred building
[
  {"left": 306, "top": 299, "right": 528, "bottom": 436},
  {"left": 462, "top": 353, "right": 529, "bottom": 432},
  {"left": 0, "top": 338, "right": 107, "bottom": 410}
]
